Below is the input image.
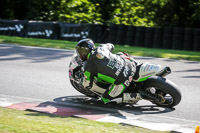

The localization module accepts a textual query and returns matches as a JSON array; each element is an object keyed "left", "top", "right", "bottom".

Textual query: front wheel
[
  {"left": 70, "top": 79, "right": 98, "bottom": 98},
  {"left": 142, "top": 76, "right": 182, "bottom": 108}
]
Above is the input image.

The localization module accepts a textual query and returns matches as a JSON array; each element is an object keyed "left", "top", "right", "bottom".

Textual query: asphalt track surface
[{"left": 0, "top": 44, "right": 200, "bottom": 132}]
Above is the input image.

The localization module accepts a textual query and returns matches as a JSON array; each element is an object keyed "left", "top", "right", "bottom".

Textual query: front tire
[
  {"left": 142, "top": 76, "right": 182, "bottom": 108},
  {"left": 70, "top": 79, "right": 98, "bottom": 98}
]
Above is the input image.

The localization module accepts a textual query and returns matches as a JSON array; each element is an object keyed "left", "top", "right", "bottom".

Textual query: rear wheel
[
  {"left": 142, "top": 76, "right": 182, "bottom": 108},
  {"left": 70, "top": 79, "right": 98, "bottom": 98}
]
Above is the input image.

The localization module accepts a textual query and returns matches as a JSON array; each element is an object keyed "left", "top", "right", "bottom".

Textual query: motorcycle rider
[{"left": 76, "top": 39, "right": 161, "bottom": 104}]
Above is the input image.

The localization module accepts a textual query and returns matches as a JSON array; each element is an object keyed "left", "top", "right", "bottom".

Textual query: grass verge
[
  {"left": 0, "top": 107, "right": 169, "bottom": 133},
  {"left": 0, "top": 35, "right": 199, "bottom": 61}
]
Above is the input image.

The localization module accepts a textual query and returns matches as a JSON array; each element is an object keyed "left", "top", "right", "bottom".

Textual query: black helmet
[{"left": 76, "top": 39, "right": 95, "bottom": 61}]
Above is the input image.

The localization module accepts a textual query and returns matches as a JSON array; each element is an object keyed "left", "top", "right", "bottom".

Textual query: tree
[
  {"left": 148, "top": 0, "right": 200, "bottom": 27},
  {"left": 58, "top": 0, "right": 121, "bottom": 25},
  {"left": 1, "top": 0, "right": 200, "bottom": 28}
]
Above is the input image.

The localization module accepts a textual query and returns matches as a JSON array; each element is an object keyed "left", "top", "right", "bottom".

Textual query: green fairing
[{"left": 138, "top": 76, "right": 151, "bottom": 82}]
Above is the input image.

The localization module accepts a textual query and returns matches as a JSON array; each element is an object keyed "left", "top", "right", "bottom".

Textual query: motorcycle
[{"left": 69, "top": 51, "right": 182, "bottom": 108}]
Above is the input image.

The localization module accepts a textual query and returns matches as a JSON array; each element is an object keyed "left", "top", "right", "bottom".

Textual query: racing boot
[
  {"left": 123, "top": 93, "right": 142, "bottom": 104},
  {"left": 133, "top": 62, "right": 161, "bottom": 82}
]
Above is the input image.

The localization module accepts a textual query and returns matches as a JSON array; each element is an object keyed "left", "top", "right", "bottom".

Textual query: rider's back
[{"left": 85, "top": 46, "right": 134, "bottom": 86}]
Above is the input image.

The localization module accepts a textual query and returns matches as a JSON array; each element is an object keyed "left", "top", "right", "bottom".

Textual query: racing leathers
[
  {"left": 81, "top": 43, "right": 161, "bottom": 104},
  {"left": 82, "top": 44, "right": 137, "bottom": 103}
]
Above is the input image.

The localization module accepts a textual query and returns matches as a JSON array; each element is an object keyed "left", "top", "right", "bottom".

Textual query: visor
[{"left": 76, "top": 46, "right": 90, "bottom": 61}]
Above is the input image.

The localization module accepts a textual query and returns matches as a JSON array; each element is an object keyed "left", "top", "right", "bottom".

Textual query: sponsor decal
[
  {"left": 0, "top": 24, "right": 24, "bottom": 32},
  {"left": 62, "top": 31, "right": 88, "bottom": 39},
  {"left": 131, "top": 67, "right": 135, "bottom": 76},
  {"left": 107, "top": 58, "right": 117, "bottom": 69},
  {"left": 129, "top": 76, "right": 133, "bottom": 82},
  {"left": 96, "top": 53, "right": 104, "bottom": 59},
  {"left": 109, "top": 85, "right": 124, "bottom": 97},
  {"left": 115, "top": 62, "right": 123, "bottom": 76},
  {"left": 81, "top": 31, "right": 88, "bottom": 38},
  {"left": 145, "top": 64, "right": 150, "bottom": 72},
  {"left": 141, "top": 72, "right": 155, "bottom": 78},
  {"left": 107, "top": 58, "right": 125, "bottom": 76},
  {"left": 62, "top": 33, "right": 80, "bottom": 38},
  {"left": 27, "top": 30, "right": 53, "bottom": 37},
  {"left": 124, "top": 80, "right": 130, "bottom": 86},
  {"left": 115, "top": 70, "right": 120, "bottom": 76},
  {"left": 123, "top": 63, "right": 130, "bottom": 77}
]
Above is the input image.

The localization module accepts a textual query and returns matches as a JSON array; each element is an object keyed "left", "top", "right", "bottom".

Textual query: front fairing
[{"left": 69, "top": 51, "right": 83, "bottom": 79}]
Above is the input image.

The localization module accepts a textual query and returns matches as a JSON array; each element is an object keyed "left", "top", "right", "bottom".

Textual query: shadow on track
[
  {"left": 0, "top": 44, "right": 74, "bottom": 63},
  {"left": 26, "top": 95, "right": 175, "bottom": 121},
  {"left": 53, "top": 95, "right": 175, "bottom": 116}
]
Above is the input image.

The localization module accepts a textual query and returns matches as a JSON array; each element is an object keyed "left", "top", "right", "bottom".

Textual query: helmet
[{"left": 76, "top": 39, "right": 95, "bottom": 61}]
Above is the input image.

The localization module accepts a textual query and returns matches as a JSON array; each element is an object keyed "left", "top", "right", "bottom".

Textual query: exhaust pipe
[{"left": 156, "top": 67, "right": 171, "bottom": 77}]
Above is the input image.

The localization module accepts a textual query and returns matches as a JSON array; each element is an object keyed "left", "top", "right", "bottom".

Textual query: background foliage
[{"left": 0, "top": 0, "right": 200, "bottom": 27}]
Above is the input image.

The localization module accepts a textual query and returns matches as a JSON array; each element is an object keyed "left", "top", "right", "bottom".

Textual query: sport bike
[{"left": 69, "top": 52, "right": 182, "bottom": 108}]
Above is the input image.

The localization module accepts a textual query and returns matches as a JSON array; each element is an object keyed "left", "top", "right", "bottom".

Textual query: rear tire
[{"left": 142, "top": 76, "right": 182, "bottom": 108}]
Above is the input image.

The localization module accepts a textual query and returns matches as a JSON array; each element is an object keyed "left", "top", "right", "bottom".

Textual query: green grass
[
  {"left": 0, "top": 107, "right": 169, "bottom": 133},
  {"left": 0, "top": 35, "right": 77, "bottom": 50},
  {"left": 0, "top": 35, "right": 200, "bottom": 61},
  {"left": 114, "top": 45, "right": 200, "bottom": 61}
]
